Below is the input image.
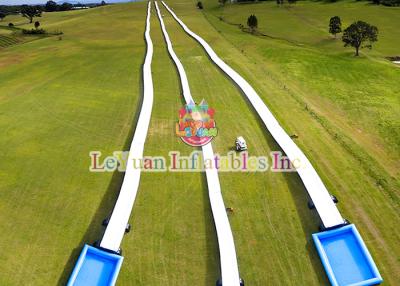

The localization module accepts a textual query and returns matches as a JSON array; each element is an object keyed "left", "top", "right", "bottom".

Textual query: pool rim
[{"left": 312, "top": 224, "right": 383, "bottom": 286}]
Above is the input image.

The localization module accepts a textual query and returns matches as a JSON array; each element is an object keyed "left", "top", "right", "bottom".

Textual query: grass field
[
  {"left": 0, "top": 3, "right": 147, "bottom": 285},
  {"left": 0, "top": 35, "right": 20, "bottom": 48},
  {"left": 0, "top": 1, "right": 399, "bottom": 285}
]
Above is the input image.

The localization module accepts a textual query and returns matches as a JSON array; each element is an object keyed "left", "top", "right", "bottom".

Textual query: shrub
[
  {"left": 197, "top": 1, "right": 204, "bottom": 9},
  {"left": 22, "top": 28, "right": 46, "bottom": 35},
  {"left": 247, "top": 14, "right": 258, "bottom": 33},
  {"left": 8, "top": 22, "right": 14, "bottom": 27},
  {"left": 329, "top": 16, "right": 342, "bottom": 38}
]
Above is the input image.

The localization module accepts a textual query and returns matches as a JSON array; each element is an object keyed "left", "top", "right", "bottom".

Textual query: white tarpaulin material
[
  {"left": 100, "top": 1, "right": 154, "bottom": 252},
  {"left": 155, "top": 2, "right": 241, "bottom": 285},
  {"left": 162, "top": 1, "right": 345, "bottom": 229}
]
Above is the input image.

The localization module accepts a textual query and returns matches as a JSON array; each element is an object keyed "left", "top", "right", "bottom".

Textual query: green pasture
[{"left": 0, "top": 1, "right": 398, "bottom": 285}]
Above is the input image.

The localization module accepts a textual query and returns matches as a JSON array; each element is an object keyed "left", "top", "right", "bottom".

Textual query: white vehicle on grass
[{"left": 235, "top": 136, "right": 247, "bottom": 151}]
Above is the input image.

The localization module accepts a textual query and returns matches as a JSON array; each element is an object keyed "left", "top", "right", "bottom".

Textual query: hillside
[{"left": 0, "top": 1, "right": 398, "bottom": 285}]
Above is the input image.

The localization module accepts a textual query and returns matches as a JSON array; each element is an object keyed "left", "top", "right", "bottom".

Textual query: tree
[
  {"left": 247, "top": 14, "right": 258, "bottom": 33},
  {"left": 0, "top": 12, "right": 6, "bottom": 21},
  {"left": 101, "top": 1, "right": 107, "bottom": 5},
  {"left": 342, "top": 21, "right": 378, "bottom": 56},
  {"left": 34, "top": 21, "right": 40, "bottom": 29},
  {"left": 218, "top": 0, "right": 228, "bottom": 6},
  {"left": 276, "top": 0, "right": 283, "bottom": 5},
  {"left": 197, "top": 1, "right": 204, "bottom": 9},
  {"left": 45, "top": 1, "right": 58, "bottom": 12},
  {"left": 21, "top": 5, "right": 42, "bottom": 23},
  {"left": 60, "top": 2, "right": 73, "bottom": 11},
  {"left": 329, "top": 16, "right": 342, "bottom": 38}
]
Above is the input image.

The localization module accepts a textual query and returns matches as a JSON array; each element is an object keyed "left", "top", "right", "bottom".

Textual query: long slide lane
[
  {"left": 67, "top": 3, "right": 155, "bottom": 286},
  {"left": 154, "top": 2, "right": 241, "bottom": 285}
]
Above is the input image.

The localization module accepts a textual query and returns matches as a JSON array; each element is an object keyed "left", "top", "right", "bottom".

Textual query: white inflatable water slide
[
  {"left": 97, "top": 2, "right": 346, "bottom": 285},
  {"left": 100, "top": 1, "right": 154, "bottom": 253},
  {"left": 161, "top": 0, "right": 346, "bottom": 231},
  {"left": 155, "top": 2, "right": 242, "bottom": 285},
  {"left": 99, "top": 2, "right": 241, "bottom": 285}
]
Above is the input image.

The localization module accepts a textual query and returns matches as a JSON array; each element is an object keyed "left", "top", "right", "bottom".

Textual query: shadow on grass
[
  {"left": 282, "top": 171, "right": 330, "bottom": 285},
  {"left": 56, "top": 36, "right": 147, "bottom": 286},
  {"left": 199, "top": 169, "right": 222, "bottom": 285}
]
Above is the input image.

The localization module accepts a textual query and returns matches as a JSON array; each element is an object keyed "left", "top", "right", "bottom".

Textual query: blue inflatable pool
[
  {"left": 313, "top": 224, "right": 382, "bottom": 286},
  {"left": 67, "top": 244, "right": 123, "bottom": 286}
]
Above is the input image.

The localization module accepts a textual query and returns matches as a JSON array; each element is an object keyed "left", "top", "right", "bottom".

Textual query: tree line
[
  {"left": 44, "top": 1, "right": 106, "bottom": 12},
  {"left": 0, "top": 1, "right": 108, "bottom": 23},
  {"left": 219, "top": 0, "right": 399, "bottom": 6}
]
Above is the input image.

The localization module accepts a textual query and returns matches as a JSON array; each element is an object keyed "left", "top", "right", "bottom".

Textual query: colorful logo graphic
[{"left": 176, "top": 99, "right": 218, "bottom": 147}]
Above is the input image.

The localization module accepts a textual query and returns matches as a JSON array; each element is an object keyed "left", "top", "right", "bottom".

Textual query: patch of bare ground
[{"left": 0, "top": 54, "right": 24, "bottom": 69}]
